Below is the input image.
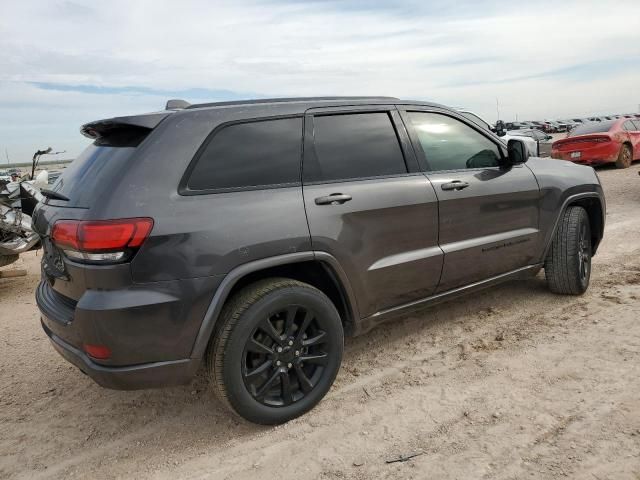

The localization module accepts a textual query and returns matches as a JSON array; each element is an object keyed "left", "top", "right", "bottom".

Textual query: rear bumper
[
  {"left": 35, "top": 273, "right": 223, "bottom": 388},
  {"left": 551, "top": 143, "right": 619, "bottom": 165},
  {"left": 41, "top": 320, "right": 199, "bottom": 390}
]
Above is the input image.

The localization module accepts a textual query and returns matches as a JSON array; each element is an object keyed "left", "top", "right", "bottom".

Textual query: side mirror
[{"left": 507, "top": 139, "right": 530, "bottom": 165}]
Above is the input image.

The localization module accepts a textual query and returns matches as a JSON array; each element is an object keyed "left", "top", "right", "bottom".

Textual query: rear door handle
[
  {"left": 441, "top": 181, "right": 470, "bottom": 191},
  {"left": 314, "top": 193, "right": 352, "bottom": 205}
]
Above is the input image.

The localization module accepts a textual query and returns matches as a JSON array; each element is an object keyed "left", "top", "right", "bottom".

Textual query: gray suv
[{"left": 34, "top": 97, "right": 605, "bottom": 424}]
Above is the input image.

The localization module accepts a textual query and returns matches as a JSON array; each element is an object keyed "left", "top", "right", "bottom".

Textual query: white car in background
[
  {"left": 458, "top": 110, "right": 539, "bottom": 157},
  {"left": 506, "top": 128, "right": 554, "bottom": 157}
]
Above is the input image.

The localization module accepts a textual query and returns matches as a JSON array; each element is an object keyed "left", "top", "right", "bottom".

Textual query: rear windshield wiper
[{"left": 40, "top": 189, "right": 70, "bottom": 201}]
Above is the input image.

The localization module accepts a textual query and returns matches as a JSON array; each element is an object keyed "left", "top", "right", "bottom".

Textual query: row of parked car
[{"left": 506, "top": 113, "right": 640, "bottom": 134}]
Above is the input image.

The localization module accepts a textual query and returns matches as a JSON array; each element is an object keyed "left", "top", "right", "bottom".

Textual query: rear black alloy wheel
[
  {"left": 208, "top": 278, "right": 343, "bottom": 424},
  {"left": 242, "top": 305, "right": 330, "bottom": 407}
]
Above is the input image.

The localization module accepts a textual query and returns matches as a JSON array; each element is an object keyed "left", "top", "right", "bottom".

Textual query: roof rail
[
  {"left": 166, "top": 99, "right": 191, "bottom": 110},
  {"left": 185, "top": 96, "right": 399, "bottom": 110}
]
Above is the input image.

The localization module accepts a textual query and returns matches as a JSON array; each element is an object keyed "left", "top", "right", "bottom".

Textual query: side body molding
[{"left": 189, "top": 251, "right": 360, "bottom": 359}]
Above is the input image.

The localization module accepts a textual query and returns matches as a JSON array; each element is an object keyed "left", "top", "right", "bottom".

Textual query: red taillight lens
[
  {"left": 553, "top": 135, "right": 611, "bottom": 150},
  {"left": 51, "top": 218, "right": 153, "bottom": 262},
  {"left": 83, "top": 343, "right": 112, "bottom": 360},
  {"left": 50, "top": 221, "right": 80, "bottom": 250}
]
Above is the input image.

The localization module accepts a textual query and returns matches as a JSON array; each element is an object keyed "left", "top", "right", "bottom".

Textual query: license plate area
[{"left": 570, "top": 151, "right": 581, "bottom": 159}]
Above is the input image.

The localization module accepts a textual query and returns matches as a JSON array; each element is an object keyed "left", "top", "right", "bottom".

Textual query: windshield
[{"left": 569, "top": 120, "right": 616, "bottom": 136}]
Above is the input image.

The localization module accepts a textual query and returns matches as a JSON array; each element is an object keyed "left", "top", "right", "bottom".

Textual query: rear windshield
[
  {"left": 569, "top": 121, "right": 615, "bottom": 136},
  {"left": 46, "top": 127, "right": 149, "bottom": 207}
]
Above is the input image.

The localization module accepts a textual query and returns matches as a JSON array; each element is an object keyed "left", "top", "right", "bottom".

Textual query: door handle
[
  {"left": 441, "top": 181, "right": 470, "bottom": 191},
  {"left": 314, "top": 193, "right": 352, "bottom": 205}
]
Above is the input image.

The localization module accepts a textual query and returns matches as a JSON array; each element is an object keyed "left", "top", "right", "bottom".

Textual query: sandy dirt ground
[{"left": 1, "top": 164, "right": 640, "bottom": 480}]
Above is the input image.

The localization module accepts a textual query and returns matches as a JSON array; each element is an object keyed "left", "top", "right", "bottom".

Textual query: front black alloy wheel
[
  {"left": 545, "top": 206, "right": 592, "bottom": 295},
  {"left": 208, "top": 278, "right": 343, "bottom": 424}
]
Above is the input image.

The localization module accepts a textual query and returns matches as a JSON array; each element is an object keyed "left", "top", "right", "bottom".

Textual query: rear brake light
[
  {"left": 51, "top": 218, "right": 153, "bottom": 263},
  {"left": 553, "top": 136, "right": 611, "bottom": 148}
]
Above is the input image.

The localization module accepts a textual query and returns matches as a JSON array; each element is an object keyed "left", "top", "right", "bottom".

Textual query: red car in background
[{"left": 551, "top": 118, "right": 640, "bottom": 168}]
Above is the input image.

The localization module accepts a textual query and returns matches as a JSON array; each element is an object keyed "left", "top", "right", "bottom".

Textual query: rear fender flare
[{"left": 189, "top": 251, "right": 359, "bottom": 359}]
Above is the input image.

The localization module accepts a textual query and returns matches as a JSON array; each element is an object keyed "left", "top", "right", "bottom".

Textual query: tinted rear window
[
  {"left": 305, "top": 113, "right": 407, "bottom": 182},
  {"left": 47, "top": 127, "right": 150, "bottom": 207},
  {"left": 187, "top": 117, "right": 302, "bottom": 191},
  {"left": 569, "top": 120, "right": 616, "bottom": 136}
]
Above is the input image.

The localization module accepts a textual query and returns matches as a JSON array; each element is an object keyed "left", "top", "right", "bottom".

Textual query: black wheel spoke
[
  {"left": 244, "top": 360, "right": 271, "bottom": 379},
  {"left": 259, "top": 317, "right": 282, "bottom": 345},
  {"left": 256, "top": 369, "right": 280, "bottom": 398},
  {"left": 242, "top": 301, "right": 337, "bottom": 409},
  {"left": 295, "top": 310, "right": 313, "bottom": 343},
  {"left": 284, "top": 306, "right": 297, "bottom": 336},
  {"left": 247, "top": 338, "right": 274, "bottom": 355},
  {"left": 280, "top": 371, "right": 294, "bottom": 405},
  {"left": 293, "top": 364, "right": 314, "bottom": 393},
  {"left": 300, "top": 352, "right": 328, "bottom": 365},
  {"left": 302, "top": 330, "right": 327, "bottom": 347}
]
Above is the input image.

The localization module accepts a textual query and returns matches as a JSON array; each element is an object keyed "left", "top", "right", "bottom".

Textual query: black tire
[
  {"left": 544, "top": 206, "right": 591, "bottom": 295},
  {"left": 207, "top": 277, "right": 344, "bottom": 425},
  {"left": 615, "top": 144, "right": 632, "bottom": 169}
]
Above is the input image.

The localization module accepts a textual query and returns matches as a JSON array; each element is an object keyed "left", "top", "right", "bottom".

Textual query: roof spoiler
[
  {"left": 80, "top": 111, "right": 170, "bottom": 139},
  {"left": 166, "top": 99, "right": 191, "bottom": 110}
]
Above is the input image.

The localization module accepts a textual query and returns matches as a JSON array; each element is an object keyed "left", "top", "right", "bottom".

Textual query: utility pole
[
  {"left": 4, "top": 148, "right": 8, "bottom": 165},
  {"left": 496, "top": 97, "right": 501, "bottom": 120}
]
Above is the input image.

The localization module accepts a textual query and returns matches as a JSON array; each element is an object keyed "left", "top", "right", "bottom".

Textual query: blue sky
[{"left": 1, "top": 0, "right": 639, "bottom": 162}]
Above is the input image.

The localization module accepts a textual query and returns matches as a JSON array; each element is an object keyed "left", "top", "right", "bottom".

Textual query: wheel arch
[
  {"left": 189, "top": 252, "right": 359, "bottom": 360},
  {"left": 543, "top": 193, "right": 605, "bottom": 260}
]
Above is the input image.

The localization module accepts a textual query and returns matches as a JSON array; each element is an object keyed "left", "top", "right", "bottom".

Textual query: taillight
[
  {"left": 51, "top": 218, "right": 153, "bottom": 263},
  {"left": 553, "top": 135, "right": 611, "bottom": 149}
]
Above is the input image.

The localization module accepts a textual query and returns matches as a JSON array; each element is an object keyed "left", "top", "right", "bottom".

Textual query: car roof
[
  {"left": 81, "top": 96, "right": 452, "bottom": 137},
  {"left": 183, "top": 96, "right": 448, "bottom": 113}
]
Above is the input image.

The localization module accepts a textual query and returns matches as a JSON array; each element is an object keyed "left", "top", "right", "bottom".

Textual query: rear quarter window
[{"left": 185, "top": 117, "right": 302, "bottom": 192}]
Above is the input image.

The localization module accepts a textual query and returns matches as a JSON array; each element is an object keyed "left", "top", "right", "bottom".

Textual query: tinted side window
[
  {"left": 632, "top": 120, "right": 640, "bottom": 131},
  {"left": 187, "top": 117, "right": 302, "bottom": 191},
  {"left": 306, "top": 113, "right": 407, "bottom": 182},
  {"left": 407, "top": 112, "right": 501, "bottom": 171}
]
